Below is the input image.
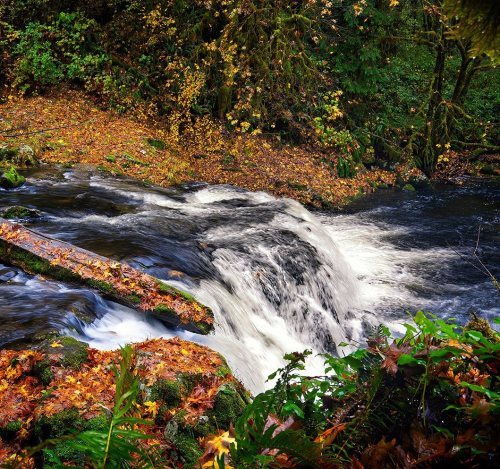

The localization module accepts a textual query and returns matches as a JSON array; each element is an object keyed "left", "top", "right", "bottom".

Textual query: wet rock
[
  {"left": 402, "top": 183, "right": 416, "bottom": 192},
  {"left": 0, "top": 166, "right": 26, "bottom": 189},
  {"left": 0, "top": 267, "right": 16, "bottom": 283},
  {"left": 1, "top": 205, "right": 41, "bottom": 220},
  {"left": 407, "top": 171, "right": 430, "bottom": 189}
]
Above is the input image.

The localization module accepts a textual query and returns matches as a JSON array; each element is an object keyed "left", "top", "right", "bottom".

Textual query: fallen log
[{"left": 0, "top": 219, "right": 214, "bottom": 334}]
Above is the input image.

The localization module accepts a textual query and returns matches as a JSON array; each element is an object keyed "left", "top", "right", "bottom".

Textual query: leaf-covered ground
[
  {"left": 0, "top": 336, "right": 247, "bottom": 467},
  {"left": 0, "top": 90, "right": 398, "bottom": 208}
]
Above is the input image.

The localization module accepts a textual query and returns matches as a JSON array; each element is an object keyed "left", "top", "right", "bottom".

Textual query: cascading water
[{"left": 1, "top": 168, "right": 498, "bottom": 393}]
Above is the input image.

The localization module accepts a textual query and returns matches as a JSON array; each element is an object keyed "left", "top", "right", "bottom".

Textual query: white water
[{"left": 69, "top": 185, "right": 362, "bottom": 392}]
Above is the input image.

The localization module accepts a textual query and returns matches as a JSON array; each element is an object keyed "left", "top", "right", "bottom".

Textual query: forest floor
[{"left": 0, "top": 90, "right": 400, "bottom": 208}]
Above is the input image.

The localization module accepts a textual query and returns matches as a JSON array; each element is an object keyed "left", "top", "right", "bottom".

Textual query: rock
[
  {"left": 407, "top": 171, "right": 430, "bottom": 189},
  {"left": 479, "top": 164, "right": 500, "bottom": 176},
  {"left": 0, "top": 267, "right": 16, "bottom": 283},
  {"left": 1, "top": 205, "right": 41, "bottom": 220},
  {"left": 0, "top": 166, "right": 26, "bottom": 189},
  {"left": 17, "top": 144, "right": 38, "bottom": 166},
  {"left": 402, "top": 183, "right": 416, "bottom": 192}
]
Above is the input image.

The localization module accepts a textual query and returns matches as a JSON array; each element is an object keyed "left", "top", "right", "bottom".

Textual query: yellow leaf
[
  {"left": 50, "top": 341, "right": 64, "bottom": 348},
  {"left": 143, "top": 400, "right": 158, "bottom": 418}
]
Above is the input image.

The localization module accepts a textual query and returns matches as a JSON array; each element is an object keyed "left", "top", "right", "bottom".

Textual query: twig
[
  {"left": 446, "top": 226, "right": 499, "bottom": 292},
  {"left": 1, "top": 120, "right": 91, "bottom": 138}
]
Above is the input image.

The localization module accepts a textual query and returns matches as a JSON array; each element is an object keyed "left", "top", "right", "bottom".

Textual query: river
[{"left": 1, "top": 167, "right": 498, "bottom": 392}]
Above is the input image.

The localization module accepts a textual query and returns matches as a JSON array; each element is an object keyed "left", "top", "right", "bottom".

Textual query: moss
[
  {"left": 465, "top": 313, "right": 499, "bottom": 343},
  {"left": 0, "top": 166, "right": 26, "bottom": 189},
  {"left": 105, "top": 154, "right": 117, "bottom": 163},
  {"left": 146, "top": 138, "right": 167, "bottom": 150},
  {"left": 126, "top": 294, "right": 142, "bottom": 304},
  {"left": 0, "top": 420, "right": 23, "bottom": 440},
  {"left": 87, "top": 279, "right": 115, "bottom": 295},
  {"left": 58, "top": 336, "right": 89, "bottom": 369},
  {"left": 35, "top": 409, "right": 84, "bottom": 439},
  {"left": 194, "top": 321, "right": 212, "bottom": 335},
  {"left": 34, "top": 359, "right": 54, "bottom": 385},
  {"left": 150, "top": 379, "right": 182, "bottom": 408},
  {"left": 0, "top": 244, "right": 80, "bottom": 283},
  {"left": 209, "top": 383, "right": 246, "bottom": 428},
  {"left": 153, "top": 304, "right": 179, "bottom": 319},
  {"left": 122, "top": 152, "right": 149, "bottom": 166},
  {"left": 157, "top": 281, "right": 195, "bottom": 302},
  {"left": 37, "top": 412, "right": 108, "bottom": 465},
  {"left": 215, "top": 366, "right": 232, "bottom": 378},
  {"left": 40, "top": 336, "right": 89, "bottom": 370},
  {"left": 174, "top": 433, "right": 203, "bottom": 466},
  {"left": 1, "top": 205, "right": 32, "bottom": 219},
  {"left": 0, "top": 146, "right": 18, "bottom": 162},
  {"left": 287, "top": 182, "right": 308, "bottom": 191},
  {"left": 402, "top": 183, "right": 416, "bottom": 192},
  {"left": 83, "top": 413, "right": 109, "bottom": 431},
  {"left": 177, "top": 372, "right": 203, "bottom": 395}
]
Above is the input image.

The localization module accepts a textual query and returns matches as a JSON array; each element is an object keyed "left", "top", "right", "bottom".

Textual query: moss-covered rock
[
  {"left": 402, "top": 183, "right": 416, "bottom": 192},
  {"left": 0, "top": 420, "right": 23, "bottom": 441},
  {"left": 16, "top": 144, "right": 38, "bottom": 166},
  {"left": 146, "top": 138, "right": 167, "bottom": 150},
  {"left": 0, "top": 166, "right": 26, "bottom": 189},
  {"left": 33, "top": 358, "right": 54, "bottom": 385},
  {"left": 35, "top": 408, "right": 84, "bottom": 439},
  {"left": 150, "top": 379, "right": 182, "bottom": 408},
  {"left": 173, "top": 433, "right": 203, "bottom": 466},
  {"left": 39, "top": 336, "right": 89, "bottom": 370},
  {"left": 209, "top": 383, "right": 247, "bottom": 429},
  {"left": 0, "top": 146, "right": 18, "bottom": 162},
  {"left": 163, "top": 412, "right": 204, "bottom": 467},
  {"left": 35, "top": 410, "right": 108, "bottom": 465},
  {"left": 1, "top": 205, "right": 41, "bottom": 220}
]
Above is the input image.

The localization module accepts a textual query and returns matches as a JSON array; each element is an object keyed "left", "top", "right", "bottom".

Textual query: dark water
[{"left": 1, "top": 167, "right": 498, "bottom": 390}]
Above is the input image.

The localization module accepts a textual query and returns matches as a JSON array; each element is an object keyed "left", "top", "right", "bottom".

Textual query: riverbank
[{"left": 0, "top": 90, "right": 402, "bottom": 208}]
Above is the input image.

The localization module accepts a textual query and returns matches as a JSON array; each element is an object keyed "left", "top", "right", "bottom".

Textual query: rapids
[{"left": 1, "top": 167, "right": 498, "bottom": 392}]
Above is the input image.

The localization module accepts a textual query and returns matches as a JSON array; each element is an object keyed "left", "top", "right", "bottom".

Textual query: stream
[{"left": 1, "top": 167, "right": 498, "bottom": 393}]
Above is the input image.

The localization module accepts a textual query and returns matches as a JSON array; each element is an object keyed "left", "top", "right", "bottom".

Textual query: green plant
[{"left": 210, "top": 313, "right": 499, "bottom": 468}]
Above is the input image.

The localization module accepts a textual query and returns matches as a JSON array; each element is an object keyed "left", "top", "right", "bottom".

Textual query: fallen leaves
[
  {"left": 0, "top": 337, "right": 241, "bottom": 466},
  {"left": 0, "top": 91, "right": 397, "bottom": 209}
]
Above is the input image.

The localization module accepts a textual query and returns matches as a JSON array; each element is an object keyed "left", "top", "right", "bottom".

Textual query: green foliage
[
  {"left": 223, "top": 313, "right": 500, "bottom": 467},
  {"left": 12, "top": 11, "right": 109, "bottom": 92}
]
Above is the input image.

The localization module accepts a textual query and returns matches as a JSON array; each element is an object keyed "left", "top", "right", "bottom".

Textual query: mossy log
[{"left": 0, "top": 219, "right": 214, "bottom": 334}]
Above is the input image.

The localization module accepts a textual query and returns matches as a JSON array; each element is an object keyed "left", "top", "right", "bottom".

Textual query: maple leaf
[
  {"left": 200, "top": 430, "right": 236, "bottom": 469},
  {"left": 50, "top": 341, "right": 64, "bottom": 348},
  {"left": 143, "top": 401, "right": 159, "bottom": 418}
]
